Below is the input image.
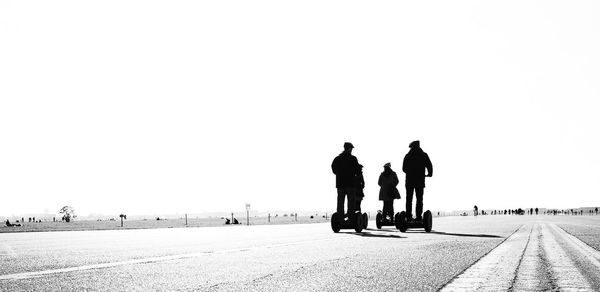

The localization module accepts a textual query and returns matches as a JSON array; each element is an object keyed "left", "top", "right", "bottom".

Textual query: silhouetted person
[
  {"left": 535, "top": 208, "right": 538, "bottom": 215},
  {"left": 378, "top": 163, "right": 400, "bottom": 220},
  {"left": 332, "top": 142, "right": 360, "bottom": 220},
  {"left": 355, "top": 164, "right": 365, "bottom": 212},
  {"left": 474, "top": 205, "right": 478, "bottom": 216},
  {"left": 225, "top": 218, "right": 231, "bottom": 224},
  {"left": 233, "top": 218, "right": 239, "bottom": 224},
  {"left": 596, "top": 208, "right": 598, "bottom": 215},
  {"left": 5, "top": 220, "right": 11, "bottom": 227},
  {"left": 403, "top": 140, "right": 432, "bottom": 221}
]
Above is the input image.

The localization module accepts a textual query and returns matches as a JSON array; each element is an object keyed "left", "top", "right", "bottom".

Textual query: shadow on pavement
[
  {"left": 352, "top": 231, "right": 405, "bottom": 239},
  {"left": 426, "top": 231, "right": 503, "bottom": 238},
  {"left": 364, "top": 228, "right": 397, "bottom": 233}
]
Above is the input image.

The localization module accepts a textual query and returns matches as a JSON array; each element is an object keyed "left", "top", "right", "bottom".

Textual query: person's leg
[
  {"left": 337, "top": 188, "right": 345, "bottom": 216},
  {"left": 356, "top": 198, "right": 362, "bottom": 213},
  {"left": 405, "top": 186, "right": 414, "bottom": 219},
  {"left": 347, "top": 187, "right": 356, "bottom": 215},
  {"left": 416, "top": 187, "right": 424, "bottom": 220},
  {"left": 383, "top": 201, "right": 391, "bottom": 218}
]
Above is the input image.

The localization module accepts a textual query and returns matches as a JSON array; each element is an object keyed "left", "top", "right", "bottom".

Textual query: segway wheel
[
  {"left": 376, "top": 212, "right": 383, "bottom": 229},
  {"left": 424, "top": 210, "right": 433, "bottom": 233},
  {"left": 394, "top": 212, "right": 401, "bottom": 229},
  {"left": 354, "top": 212, "right": 363, "bottom": 233},
  {"left": 397, "top": 211, "right": 408, "bottom": 232},
  {"left": 362, "top": 213, "right": 368, "bottom": 229},
  {"left": 331, "top": 212, "right": 341, "bottom": 233}
]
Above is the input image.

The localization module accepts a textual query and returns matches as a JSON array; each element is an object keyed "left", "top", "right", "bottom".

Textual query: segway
[
  {"left": 375, "top": 210, "right": 396, "bottom": 229},
  {"left": 331, "top": 211, "right": 364, "bottom": 233},
  {"left": 395, "top": 210, "right": 433, "bottom": 233},
  {"left": 362, "top": 212, "right": 369, "bottom": 229}
]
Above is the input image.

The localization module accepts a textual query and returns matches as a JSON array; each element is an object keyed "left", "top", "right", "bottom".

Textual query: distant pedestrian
[
  {"left": 403, "top": 140, "right": 433, "bottom": 221},
  {"left": 535, "top": 208, "right": 538, "bottom": 215},
  {"left": 332, "top": 142, "right": 361, "bottom": 221},
  {"left": 596, "top": 208, "right": 598, "bottom": 215},
  {"left": 473, "top": 205, "right": 478, "bottom": 216},
  {"left": 378, "top": 163, "right": 400, "bottom": 220}
]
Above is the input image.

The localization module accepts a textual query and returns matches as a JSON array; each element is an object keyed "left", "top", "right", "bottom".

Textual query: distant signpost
[{"left": 245, "top": 203, "right": 250, "bottom": 225}]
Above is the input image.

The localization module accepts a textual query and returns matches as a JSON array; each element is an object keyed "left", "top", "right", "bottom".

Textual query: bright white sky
[{"left": 1, "top": 1, "right": 599, "bottom": 217}]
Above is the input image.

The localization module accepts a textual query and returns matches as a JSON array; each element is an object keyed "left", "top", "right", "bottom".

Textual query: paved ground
[{"left": 0, "top": 215, "right": 598, "bottom": 291}]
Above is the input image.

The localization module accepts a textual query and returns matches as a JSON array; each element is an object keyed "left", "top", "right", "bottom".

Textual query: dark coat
[
  {"left": 402, "top": 147, "right": 433, "bottom": 188},
  {"left": 355, "top": 168, "right": 365, "bottom": 198},
  {"left": 331, "top": 151, "right": 360, "bottom": 188},
  {"left": 378, "top": 170, "right": 400, "bottom": 201}
]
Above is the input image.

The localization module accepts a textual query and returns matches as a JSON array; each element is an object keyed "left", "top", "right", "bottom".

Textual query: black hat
[
  {"left": 344, "top": 142, "right": 354, "bottom": 149},
  {"left": 409, "top": 140, "right": 420, "bottom": 148}
]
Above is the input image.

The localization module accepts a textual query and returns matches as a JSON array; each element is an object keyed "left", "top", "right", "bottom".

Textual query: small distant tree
[{"left": 59, "top": 206, "right": 76, "bottom": 222}]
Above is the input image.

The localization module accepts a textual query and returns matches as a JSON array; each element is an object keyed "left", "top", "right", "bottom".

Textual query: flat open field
[
  {"left": 1, "top": 215, "right": 599, "bottom": 291},
  {"left": 0, "top": 215, "right": 332, "bottom": 233}
]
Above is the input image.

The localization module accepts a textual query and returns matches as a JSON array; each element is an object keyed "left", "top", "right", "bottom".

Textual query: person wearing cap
[
  {"left": 402, "top": 140, "right": 433, "bottom": 221},
  {"left": 331, "top": 142, "right": 361, "bottom": 220},
  {"left": 378, "top": 162, "right": 400, "bottom": 220}
]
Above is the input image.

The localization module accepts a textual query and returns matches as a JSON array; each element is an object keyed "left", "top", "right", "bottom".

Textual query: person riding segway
[
  {"left": 376, "top": 162, "right": 400, "bottom": 229},
  {"left": 397, "top": 140, "right": 434, "bottom": 232},
  {"left": 330, "top": 142, "right": 363, "bottom": 233},
  {"left": 355, "top": 164, "right": 368, "bottom": 229}
]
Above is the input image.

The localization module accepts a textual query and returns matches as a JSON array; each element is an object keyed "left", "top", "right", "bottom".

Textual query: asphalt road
[{"left": 1, "top": 215, "right": 599, "bottom": 291}]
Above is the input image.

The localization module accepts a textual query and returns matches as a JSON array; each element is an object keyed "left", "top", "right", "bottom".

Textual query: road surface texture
[{"left": 1, "top": 216, "right": 599, "bottom": 291}]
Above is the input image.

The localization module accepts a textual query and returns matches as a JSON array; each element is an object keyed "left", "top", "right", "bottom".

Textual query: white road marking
[
  {"left": 541, "top": 224, "right": 593, "bottom": 291},
  {"left": 442, "top": 223, "right": 600, "bottom": 291},
  {"left": 0, "top": 237, "right": 340, "bottom": 281},
  {"left": 547, "top": 224, "right": 600, "bottom": 270},
  {"left": 441, "top": 225, "right": 531, "bottom": 291},
  {"left": 512, "top": 224, "right": 548, "bottom": 291}
]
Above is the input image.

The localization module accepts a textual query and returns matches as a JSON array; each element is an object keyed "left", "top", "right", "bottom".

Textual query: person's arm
[
  {"left": 402, "top": 155, "right": 408, "bottom": 174},
  {"left": 331, "top": 157, "right": 338, "bottom": 175},
  {"left": 378, "top": 174, "right": 383, "bottom": 187},
  {"left": 359, "top": 173, "right": 365, "bottom": 188},
  {"left": 425, "top": 153, "right": 433, "bottom": 177},
  {"left": 393, "top": 173, "right": 399, "bottom": 186}
]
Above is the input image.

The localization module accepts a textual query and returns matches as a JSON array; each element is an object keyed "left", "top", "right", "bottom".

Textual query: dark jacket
[
  {"left": 402, "top": 147, "right": 433, "bottom": 188},
  {"left": 378, "top": 169, "right": 400, "bottom": 201},
  {"left": 331, "top": 151, "right": 360, "bottom": 188},
  {"left": 355, "top": 167, "right": 365, "bottom": 198}
]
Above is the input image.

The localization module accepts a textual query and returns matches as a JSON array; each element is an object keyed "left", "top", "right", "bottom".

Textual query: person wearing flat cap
[
  {"left": 378, "top": 163, "right": 400, "bottom": 220},
  {"left": 402, "top": 140, "right": 433, "bottom": 221},
  {"left": 331, "top": 142, "right": 361, "bottom": 220}
]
